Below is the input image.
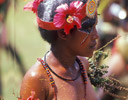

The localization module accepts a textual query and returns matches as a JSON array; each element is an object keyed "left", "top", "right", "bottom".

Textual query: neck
[{"left": 46, "top": 46, "right": 76, "bottom": 70}]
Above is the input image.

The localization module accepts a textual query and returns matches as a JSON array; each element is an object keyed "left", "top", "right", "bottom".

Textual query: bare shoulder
[
  {"left": 78, "top": 56, "right": 98, "bottom": 100},
  {"left": 20, "top": 60, "right": 50, "bottom": 100}
]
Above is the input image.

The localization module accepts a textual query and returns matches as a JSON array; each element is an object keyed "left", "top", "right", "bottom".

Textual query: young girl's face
[{"left": 67, "top": 17, "right": 99, "bottom": 57}]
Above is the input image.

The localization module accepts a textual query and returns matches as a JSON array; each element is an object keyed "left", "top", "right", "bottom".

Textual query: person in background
[
  {"left": 98, "top": 0, "right": 128, "bottom": 100},
  {"left": 97, "top": 0, "right": 124, "bottom": 50},
  {"left": 0, "top": 0, "right": 26, "bottom": 76},
  {"left": 0, "top": 0, "right": 26, "bottom": 97}
]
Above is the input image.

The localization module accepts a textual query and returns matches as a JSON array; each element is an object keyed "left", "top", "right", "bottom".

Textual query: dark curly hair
[{"left": 37, "top": 0, "right": 87, "bottom": 45}]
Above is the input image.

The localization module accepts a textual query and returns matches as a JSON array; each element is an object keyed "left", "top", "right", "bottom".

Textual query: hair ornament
[
  {"left": 24, "top": 0, "right": 98, "bottom": 34},
  {"left": 24, "top": 0, "right": 43, "bottom": 13},
  {"left": 86, "top": 0, "right": 97, "bottom": 18},
  {"left": 53, "top": 1, "right": 84, "bottom": 34}
]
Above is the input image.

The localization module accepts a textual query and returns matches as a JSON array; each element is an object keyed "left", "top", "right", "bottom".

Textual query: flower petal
[
  {"left": 73, "top": 16, "right": 81, "bottom": 29},
  {"left": 69, "top": 1, "right": 83, "bottom": 14},
  {"left": 75, "top": 13, "right": 83, "bottom": 21},
  {"left": 24, "top": 1, "right": 33, "bottom": 11},
  {"left": 53, "top": 1, "right": 83, "bottom": 35},
  {"left": 55, "top": 3, "right": 68, "bottom": 13},
  {"left": 53, "top": 13, "right": 66, "bottom": 28},
  {"left": 64, "top": 23, "right": 74, "bottom": 34},
  {"left": 27, "top": 96, "right": 33, "bottom": 100},
  {"left": 24, "top": 0, "right": 43, "bottom": 13}
]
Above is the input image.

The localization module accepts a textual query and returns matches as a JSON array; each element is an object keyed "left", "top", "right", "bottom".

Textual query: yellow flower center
[{"left": 66, "top": 15, "right": 73, "bottom": 23}]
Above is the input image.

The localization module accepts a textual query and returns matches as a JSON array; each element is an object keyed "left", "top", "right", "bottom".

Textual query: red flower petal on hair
[
  {"left": 27, "top": 96, "right": 34, "bottom": 100},
  {"left": 53, "top": 1, "right": 83, "bottom": 34},
  {"left": 69, "top": 1, "right": 83, "bottom": 14},
  {"left": 26, "top": 91, "right": 40, "bottom": 100},
  {"left": 24, "top": 1, "right": 33, "bottom": 11},
  {"left": 55, "top": 3, "right": 69, "bottom": 13},
  {"left": 74, "top": 16, "right": 82, "bottom": 28},
  {"left": 24, "top": 0, "right": 43, "bottom": 13},
  {"left": 64, "top": 23, "right": 74, "bottom": 35},
  {"left": 32, "top": 0, "right": 42, "bottom": 13},
  {"left": 53, "top": 13, "right": 66, "bottom": 28}
]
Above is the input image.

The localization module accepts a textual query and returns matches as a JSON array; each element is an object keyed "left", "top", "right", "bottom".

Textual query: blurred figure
[
  {"left": 0, "top": 0, "right": 26, "bottom": 75},
  {"left": 0, "top": 0, "right": 26, "bottom": 97},
  {"left": 0, "top": 0, "right": 10, "bottom": 97},
  {"left": 97, "top": 0, "right": 124, "bottom": 49},
  {"left": 97, "top": 0, "right": 128, "bottom": 100}
]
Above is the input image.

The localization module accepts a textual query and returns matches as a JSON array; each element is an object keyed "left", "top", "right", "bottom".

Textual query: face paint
[
  {"left": 81, "top": 34, "right": 89, "bottom": 45},
  {"left": 78, "top": 16, "right": 97, "bottom": 34}
]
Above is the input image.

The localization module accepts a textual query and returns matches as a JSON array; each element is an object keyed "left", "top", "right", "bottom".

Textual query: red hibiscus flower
[
  {"left": 53, "top": 1, "right": 83, "bottom": 34},
  {"left": 26, "top": 91, "right": 40, "bottom": 100},
  {"left": 0, "top": 0, "right": 5, "bottom": 4},
  {"left": 19, "top": 91, "right": 39, "bottom": 100},
  {"left": 24, "top": 0, "right": 43, "bottom": 13}
]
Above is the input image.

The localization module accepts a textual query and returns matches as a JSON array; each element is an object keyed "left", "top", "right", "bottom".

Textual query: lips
[{"left": 89, "top": 41, "right": 97, "bottom": 49}]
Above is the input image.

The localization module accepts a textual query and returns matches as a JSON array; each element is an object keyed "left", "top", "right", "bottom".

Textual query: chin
[
  {"left": 87, "top": 49, "right": 96, "bottom": 57},
  {"left": 81, "top": 51, "right": 94, "bottom": 58},
  {"left": 86, "top": 53, "right": 93, "bottom": 58}
]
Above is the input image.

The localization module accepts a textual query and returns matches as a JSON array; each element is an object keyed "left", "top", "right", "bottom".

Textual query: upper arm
[
  {"left": 78, "top": 56, "right": 98, "bottom": 100},
  {"left": 20, "top": 62, "right": 49, "bottom": 100}
]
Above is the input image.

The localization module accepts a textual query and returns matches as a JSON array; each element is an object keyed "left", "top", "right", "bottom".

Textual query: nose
[{"left": 92, "top": 28, "right": 99, "bottom": 40}]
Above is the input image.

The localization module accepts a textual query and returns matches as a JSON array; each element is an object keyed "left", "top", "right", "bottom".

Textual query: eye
[
  {"left": 78, "top": 25, "right": 93, "bottom": 34},
  {"left": 87, "top": 27, "right": 93, "bottom": 32},
  {"left": 85, "top": 26, "right": 94, "bottom": 33},
  {"left": 78, "top": 18, "right": 96, "bottom": 34}
]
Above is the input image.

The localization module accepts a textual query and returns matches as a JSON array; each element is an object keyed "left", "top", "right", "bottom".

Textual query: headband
[{"left": 24, "top": 0, "right": 98, "bottom": 34}]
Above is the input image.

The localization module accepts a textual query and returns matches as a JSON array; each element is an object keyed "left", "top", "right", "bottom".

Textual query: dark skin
[{"left": 20, "top": 22, "right": 99, "bottom": 100}]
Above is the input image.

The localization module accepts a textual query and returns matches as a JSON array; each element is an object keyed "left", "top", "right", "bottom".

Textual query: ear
[{"left": 57, "top": 30, "right": 70, "bottom": 40}]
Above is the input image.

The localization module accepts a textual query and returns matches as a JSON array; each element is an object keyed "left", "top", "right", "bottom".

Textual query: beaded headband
[{"left": 24, "top": 0, "right": 98, "bottom": 34}]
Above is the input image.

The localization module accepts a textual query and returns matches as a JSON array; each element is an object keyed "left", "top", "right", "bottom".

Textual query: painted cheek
[
  {"left": 80, "top": 34, "right": 89, "bottom": 45},
  {"left": 91, "top": 28, "right": 99, "bottom": 40},
  {"left": 94, "top": 28, "right": 99, "bottom": 39}
]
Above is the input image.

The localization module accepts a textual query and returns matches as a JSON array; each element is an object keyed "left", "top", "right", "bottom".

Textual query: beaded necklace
[
  {"left": 37, "top": 54, "right": 87, "bottom": 100},
  {"left": 44, "top": 52, "right": 81, "bottom": 81}
]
